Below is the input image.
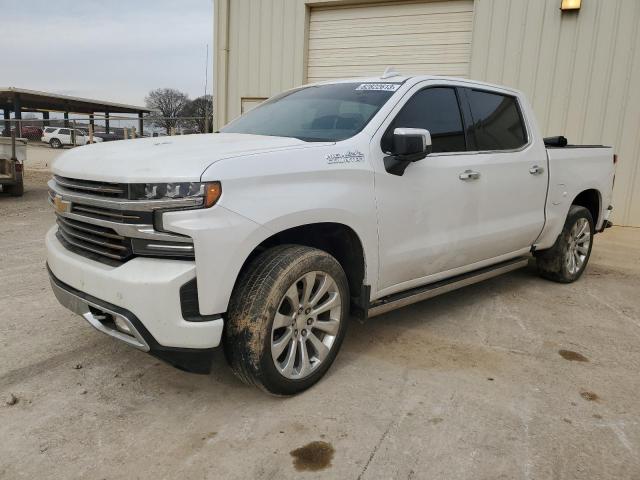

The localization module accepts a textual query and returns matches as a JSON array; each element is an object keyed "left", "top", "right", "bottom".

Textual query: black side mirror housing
[{"left": 384, "top": 128, "right": 432, "bottom": 176}]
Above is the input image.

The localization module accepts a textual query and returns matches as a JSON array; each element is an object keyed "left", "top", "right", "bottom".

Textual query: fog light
[{"left": 114, "top": 316, "right": 132, "bottom": 335}]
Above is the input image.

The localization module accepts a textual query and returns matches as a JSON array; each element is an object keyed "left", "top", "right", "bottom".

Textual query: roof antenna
[{"left": 381, "top": 66, "right": 399, "bottom": 79}]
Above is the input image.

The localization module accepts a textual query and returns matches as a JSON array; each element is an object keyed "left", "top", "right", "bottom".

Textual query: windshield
[{"left": 221, "top": 83, "right": 399, "bottom": 142}]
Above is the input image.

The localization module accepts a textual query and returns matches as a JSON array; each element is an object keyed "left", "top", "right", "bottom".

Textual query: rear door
[
  {"left": 57, "top": 128, "right": 71, "bottom": 145},
  {"left": 74, "top": 130, "right": 87, "bottom": 145},
  {"left": 459, "top": 87, "right": 547, "bottom": 256}
]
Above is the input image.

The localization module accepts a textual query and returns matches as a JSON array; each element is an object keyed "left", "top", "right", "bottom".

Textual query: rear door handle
[
  {"left": 459, "top": 170, "right": 480, "bottom": 181},
  {"left": 529, "top": 165, "right": 545, "bottom": 175}
]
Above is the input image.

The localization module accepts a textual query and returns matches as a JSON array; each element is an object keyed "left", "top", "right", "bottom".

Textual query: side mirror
[
  {"left": 392, "top": 128, "right": 432, "bottom": 160},
  {"left": 384, "top": 128, "right": 432, "bottom": 176}
]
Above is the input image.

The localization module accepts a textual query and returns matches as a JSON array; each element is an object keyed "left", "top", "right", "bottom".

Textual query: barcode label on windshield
[{"left": 355, "top": 83, "right": 401, "bottom": 92}]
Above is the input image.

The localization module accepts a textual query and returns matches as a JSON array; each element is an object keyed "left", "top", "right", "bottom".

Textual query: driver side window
[{"left": 381, "top": 87, "right": 466, "bottom": 154}]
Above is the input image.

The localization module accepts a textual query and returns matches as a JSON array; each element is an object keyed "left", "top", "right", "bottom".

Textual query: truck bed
[{"left": 535, "top": 143, "right": 615, "bottom": 249}]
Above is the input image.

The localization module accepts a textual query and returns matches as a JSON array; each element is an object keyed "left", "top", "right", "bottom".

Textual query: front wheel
[
  {"left": 535, "top": 205, "right": 594, "bottom": 283},
  {"left": 224, "top": 245, "right": 349, "bottom": 395}
]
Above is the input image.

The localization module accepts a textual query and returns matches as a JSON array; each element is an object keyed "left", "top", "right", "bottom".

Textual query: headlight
[{"left": 130, "top": 181, "right": 222, "bottom": 208}]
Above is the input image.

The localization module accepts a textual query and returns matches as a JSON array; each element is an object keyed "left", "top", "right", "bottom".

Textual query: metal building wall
[
  {"left": 214, "top": 0, "right": 400, "bottom": 127},
  {"left": 470, "top": 0, "right": 640, "bottom": 226},
  {"left": 215, "top": 0, "right": 640, "bottom": 225},
  {"left": 214, "top": 0, "right": 308, "bottom": 128}
]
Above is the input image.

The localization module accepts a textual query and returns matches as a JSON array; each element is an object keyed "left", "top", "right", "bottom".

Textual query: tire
[
  {"left": 6, "top": 172, "right": 24, "bottom": 197},
  {"left": 535, "top": 205, "right": 594, "bottom": 283},
  {"left": 50, "top": 138, "right": 62, "bottom": 149},
  {"left": 224, "top": 245, "right": 349, "bottom": 395}
]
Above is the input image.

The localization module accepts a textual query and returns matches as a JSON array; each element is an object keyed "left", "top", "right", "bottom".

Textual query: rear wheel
[
  {"left": 50, "top": 138, "right": 62, "bottom": 149},
  {"left": 6, "top": 171, "right": 24, "bottom": 197},
  {"left": 224, "top": 245, "right": 349, "bottom": 395},
  {"left": 535, "top": 205, "right": 594, "bottom": 283}
]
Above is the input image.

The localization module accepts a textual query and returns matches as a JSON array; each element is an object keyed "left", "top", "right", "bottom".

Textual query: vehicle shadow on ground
[
  {"left": 31, "top": 266, "right": 539, "bottom": 404},
  {"left": 334, "top": 267, "right": 539, "bottom": 374}
]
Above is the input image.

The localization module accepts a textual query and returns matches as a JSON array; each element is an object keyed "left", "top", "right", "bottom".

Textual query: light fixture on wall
[{"left": 560, "top": 0, "right": 581, "bottom": 11}]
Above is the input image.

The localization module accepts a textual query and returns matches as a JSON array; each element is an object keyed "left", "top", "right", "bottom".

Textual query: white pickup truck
[{"left": 47, "top": 74, "right": 615, "bottom": 395}]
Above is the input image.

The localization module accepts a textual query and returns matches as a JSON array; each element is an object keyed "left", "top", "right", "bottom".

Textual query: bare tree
[
  {"left": 181, "top": 95, "right": 214, "bottom": 133},
  {"left": 145, "top": 88, "right": 189, "bottom": 134}
]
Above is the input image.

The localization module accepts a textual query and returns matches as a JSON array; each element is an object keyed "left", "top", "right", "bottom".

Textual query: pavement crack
[
  {"left": 358, "top": 368, "right": 412, "bottom": 480},
  {"left": 357, "top": 419, "right": 393, "bottom": 480}
]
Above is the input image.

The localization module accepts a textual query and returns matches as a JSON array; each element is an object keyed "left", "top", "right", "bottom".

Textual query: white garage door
[{"left": 307, "top": 0, "right": 474, "bottom": 83}]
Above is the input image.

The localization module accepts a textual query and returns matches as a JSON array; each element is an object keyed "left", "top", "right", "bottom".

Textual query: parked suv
[
  {"left": 47, "top": 74, "right": 615, "bottom": 395},
  {"left": 41, "top": 127, "right": 102, "bottom": 148}
]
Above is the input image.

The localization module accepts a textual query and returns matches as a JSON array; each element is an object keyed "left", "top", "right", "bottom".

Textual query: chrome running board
[{"left": 368, "top": 257, "right": 530, "bottom": 318}]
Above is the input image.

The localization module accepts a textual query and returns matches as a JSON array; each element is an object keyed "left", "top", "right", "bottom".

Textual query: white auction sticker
[{"left": 355, "top": 83, "right": 401, "bottom": 92}]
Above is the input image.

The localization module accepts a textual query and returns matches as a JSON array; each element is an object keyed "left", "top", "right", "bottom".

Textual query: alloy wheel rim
[
  {"left": 566, "top": 217, "right": 591, "bottom": 275},
  {"left": 271, "top": 271, "right": 342, "bottom": 380}
]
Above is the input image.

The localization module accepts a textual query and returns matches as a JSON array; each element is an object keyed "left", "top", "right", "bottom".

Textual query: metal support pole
[
  {"left": 13, "top": 94, "right": 22, "bottom": 137},
  {"left": 105, "top": 112, "right": 110, "bottom": 134},
  {"left": 10, "top": 128, "right": 17, "bottom": 161},
  {"left": 138, "top": 111, "right": 144, "bottom": 137},
  {"left": 43, "top": 111, "right": 50, "bottom": 127},
  {"left": 72, "top": 120, "right": 77, "bottom": 146},
  {"left": 13, "top": 93, "right": 22, "bottom": 120},
  {"left": 2, "top": 109, "right": 9, "bottom": 137},
  {"left": 89, "top": 113, "right": 94, "bottom": 133},
  {"left": 64, "top": 111, "right": 69, "bottom": 128}
]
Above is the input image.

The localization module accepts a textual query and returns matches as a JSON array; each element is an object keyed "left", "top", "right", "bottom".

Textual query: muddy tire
[
  {"left": 7, "top": 173, "right": 24, "bottom": 196},
  {"left": 224, "top": 245, "right": 349, "bottom": 395},
  {"left": 5, "top": 171, "right": 24, "bottom": 197},
  {"left": 535, "top": 205, "right": 594, "bottom": 283},
  {"left": 50, "top": 138, "right": 62, "bottom": 149}
]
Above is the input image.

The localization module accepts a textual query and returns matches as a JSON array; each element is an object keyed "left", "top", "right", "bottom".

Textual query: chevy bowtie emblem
[{"left": 54, "top": 194, "right": 71, "bottom": 214}]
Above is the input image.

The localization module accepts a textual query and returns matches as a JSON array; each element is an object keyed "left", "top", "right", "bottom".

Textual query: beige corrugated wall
[
  {"left": 215, "top": 0, "right": 640, "bottom": 225},
  {"left": 470, "top": 0, "right": 640, "bottom": 226}
]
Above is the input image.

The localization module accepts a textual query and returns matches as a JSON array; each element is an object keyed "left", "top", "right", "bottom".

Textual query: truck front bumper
[{"left": 46, "top": 227, "right": 224, "bottom": 373}]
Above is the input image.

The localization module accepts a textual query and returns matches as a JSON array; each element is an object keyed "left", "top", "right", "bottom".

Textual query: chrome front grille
[
  {"left": 53, "top": 175, "right": 127, "bottom": 198},
  {"left": 70, "top": 203, "right": 148, "bottom": 224},
  {"left": 49, "top": 176, "right": 194, "bottom": 266},
  {"left": 56, "top": 215, "right": 133, "bottom": 264}
]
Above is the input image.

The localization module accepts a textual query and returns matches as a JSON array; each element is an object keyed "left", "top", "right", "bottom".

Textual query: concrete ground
[
  {"left": 1, "top": 171, "right": 640, "bottom": 480},
  {"left": 23, "top": 144, "right": 63, "bottom": 171}
]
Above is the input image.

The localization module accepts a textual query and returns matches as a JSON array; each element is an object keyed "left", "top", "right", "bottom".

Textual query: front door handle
[
  {"left": 459, "top": 169, "right": 480, "bottom": 181},
  {"left": 529, "top": 165, "right": 545, "bottom": 175}
]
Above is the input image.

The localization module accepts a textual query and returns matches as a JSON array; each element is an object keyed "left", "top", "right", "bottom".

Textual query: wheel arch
[
  {"left": 571, "top": 188, "right": 601, "bottom": 226},
  {"left": 231, "top": 222, "right": 368, "bottom": 316}
]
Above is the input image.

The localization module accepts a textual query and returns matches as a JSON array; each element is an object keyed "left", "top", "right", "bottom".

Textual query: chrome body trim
[
  {"left": 145, "top": 243, "right": 195, "bottom": 251},
  {"left": 53, "top": 175, "right": 125, "bottom": 195},
  {"left": 368, "top": 257, "right": 529, "bottom": 318},
  {"left": 47, "top": 195, "right": 192, "bottom": 243},
  {"left": 48, "top": 179, "right": 203, "bottom": 211},
  {"left": 50, "top": 276, "right": 150, "bottom": 351}
]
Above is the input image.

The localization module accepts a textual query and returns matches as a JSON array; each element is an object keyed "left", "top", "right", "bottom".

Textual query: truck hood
[{"left": 51, "top": 133, "right": 323, "bottom": 183}]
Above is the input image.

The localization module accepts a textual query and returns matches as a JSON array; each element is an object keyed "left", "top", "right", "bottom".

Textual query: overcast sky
[{"left": 3, "top": 0, "right": 214, "bottom": 108}]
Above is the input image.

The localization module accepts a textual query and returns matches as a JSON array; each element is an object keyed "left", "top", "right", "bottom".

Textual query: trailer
[{"left": 0, "top": 134, "right": 25, "bottom": 196}]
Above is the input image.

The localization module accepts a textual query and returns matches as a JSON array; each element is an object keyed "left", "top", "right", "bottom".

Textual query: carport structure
[{"left": 0, "top": 87, "right": 151, "bottom": 136}]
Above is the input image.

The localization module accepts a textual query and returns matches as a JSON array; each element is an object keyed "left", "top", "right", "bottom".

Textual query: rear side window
[
  {"left": 58, "top": 129, "right": 70, "bottom": 135},
  {"left": 465, "top": 89, "right": 527, "bottom": 150},
  {"left": 382, "top": 87, "right": 466, "bottom": 154},
  {"left": 44, "top": 127, "right": 56, "bottom": 133}
]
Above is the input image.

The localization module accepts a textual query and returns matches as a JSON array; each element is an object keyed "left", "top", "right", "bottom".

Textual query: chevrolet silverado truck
[{"left": 46, "top": 74, "right": 615, "bottom": 395}]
